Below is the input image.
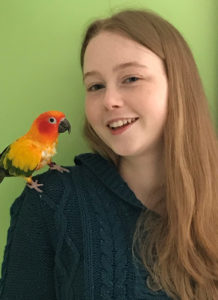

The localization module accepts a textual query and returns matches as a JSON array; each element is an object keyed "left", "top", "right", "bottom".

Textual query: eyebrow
[{"left": 83, "top": 61, "right": 148, "bottom": 81}]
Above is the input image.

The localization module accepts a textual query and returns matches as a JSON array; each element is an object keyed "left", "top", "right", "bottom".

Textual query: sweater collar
[{"left": 74, "top": 153, "right": 145, "bottom": 209}]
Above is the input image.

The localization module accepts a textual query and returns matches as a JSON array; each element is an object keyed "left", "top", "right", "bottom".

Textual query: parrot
[{"left": 0, "top": 110, "right": 71, "bottom": 192}]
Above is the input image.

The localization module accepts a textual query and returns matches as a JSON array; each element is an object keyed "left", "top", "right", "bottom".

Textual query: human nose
[{"left": 102, "top": 86, "right": 123, "bottom": 110}]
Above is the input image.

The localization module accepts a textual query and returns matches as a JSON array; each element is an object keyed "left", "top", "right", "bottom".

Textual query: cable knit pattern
[
  {"left": 0, "top": 153, "right": 172, "bottom": 300},
  {"left": 94, "top": 189, "right": 128, "bottom": 299}
]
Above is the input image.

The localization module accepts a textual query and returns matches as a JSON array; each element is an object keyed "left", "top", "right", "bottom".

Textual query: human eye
[
  {"left": 123, "top": 76, "right": 140, "bottom": 84},
  {"left": 87, "top": 83, "right": 105, "bottom": 92}
]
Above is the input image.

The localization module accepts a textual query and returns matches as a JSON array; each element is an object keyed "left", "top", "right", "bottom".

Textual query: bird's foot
[
  {"left": 27, "top": 179, "right": 44, "bottom": 193},
  {"left": 48, "top": 162, "right": 70, "bottom": 173}
]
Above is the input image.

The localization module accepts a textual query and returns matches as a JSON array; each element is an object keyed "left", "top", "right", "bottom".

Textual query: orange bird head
[{"left": 26, "top": 111, "right": 71, "bottom": 144}]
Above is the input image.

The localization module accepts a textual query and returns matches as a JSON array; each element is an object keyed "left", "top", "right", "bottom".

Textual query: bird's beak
[{"left": 58, "top": 118, "right": 71, "bottom": 134}]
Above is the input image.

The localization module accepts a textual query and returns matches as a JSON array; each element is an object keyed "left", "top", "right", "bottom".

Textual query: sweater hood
[{"left": 74, "top": 153, "right": 145, "bottom": 209}]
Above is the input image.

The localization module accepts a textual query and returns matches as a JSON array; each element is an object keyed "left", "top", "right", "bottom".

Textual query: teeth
[{"left": 108, "top": 118, "right": 137, "bottom": 128}]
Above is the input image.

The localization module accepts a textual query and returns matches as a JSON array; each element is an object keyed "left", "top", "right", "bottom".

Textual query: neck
[{"left": 119, "top": 149, "right": 165, "bottom": 214}]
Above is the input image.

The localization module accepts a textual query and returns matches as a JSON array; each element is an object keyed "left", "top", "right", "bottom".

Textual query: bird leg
[
  {"left": 48, "top": 162, "right": 70, "bottom": 173},
  {"left": 25, "top": 177, "right": 43, "bottom": 193}
]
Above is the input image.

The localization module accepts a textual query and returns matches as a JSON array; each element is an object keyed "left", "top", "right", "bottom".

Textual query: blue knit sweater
[{"left": 0, "top": 153, "right": 172, "bottom": 300}]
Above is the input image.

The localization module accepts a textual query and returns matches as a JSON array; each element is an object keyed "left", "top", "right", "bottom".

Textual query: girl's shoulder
[{"left": 22, "top": 152, "right": 109, "bottom": 207}]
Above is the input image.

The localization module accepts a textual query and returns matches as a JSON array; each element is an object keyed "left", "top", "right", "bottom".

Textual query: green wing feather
[{"left": 0, "top": 146, "right": 11, "bottom": 182}]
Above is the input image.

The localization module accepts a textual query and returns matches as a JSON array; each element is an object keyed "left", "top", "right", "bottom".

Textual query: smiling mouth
[{"left": 107, "top": 117, "right": 139, "bottom": 130}]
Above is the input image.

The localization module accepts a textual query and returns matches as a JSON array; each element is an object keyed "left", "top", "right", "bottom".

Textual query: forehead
[{"left": 83, "top": 31, "right": 162, "bottom": 73}]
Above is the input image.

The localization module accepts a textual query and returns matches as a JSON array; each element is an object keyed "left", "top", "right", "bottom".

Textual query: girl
[{"left": 0, "top": 9, "right": 217, "bottom": 300}]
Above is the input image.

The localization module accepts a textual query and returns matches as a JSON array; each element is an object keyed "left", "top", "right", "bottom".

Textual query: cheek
[
  {"left": 85, "top": 100, "right": 92, "bottom": 122},
  {"left": 147, "top": 97, "right": 168, "bottom": 130},
  {"left": 38, "top": 121, "right": 57, "bottom": 134},
  {"left": 85, "top": 98, "right": 100, "bottom": 126},
  {"left": 140, "top": 81, "right": 168, "bottom": 116}
]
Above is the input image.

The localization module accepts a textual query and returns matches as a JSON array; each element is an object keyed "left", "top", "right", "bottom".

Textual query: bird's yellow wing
[{"left": 2, "top": 137, "right": 42, "bottom": 177}]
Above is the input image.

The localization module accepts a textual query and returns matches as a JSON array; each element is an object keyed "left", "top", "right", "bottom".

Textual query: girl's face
[{"left": 83, "top": 31, "right": 168, "bottom": 158}]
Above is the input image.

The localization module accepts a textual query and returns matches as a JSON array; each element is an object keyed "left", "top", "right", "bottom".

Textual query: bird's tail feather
[{"left": 0, "top": 169, "right": 6, "bottom": 183}]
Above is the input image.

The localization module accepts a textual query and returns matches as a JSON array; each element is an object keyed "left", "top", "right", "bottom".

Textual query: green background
[{"left": 0, "top": 0, "right": 217, "bottom": 267}]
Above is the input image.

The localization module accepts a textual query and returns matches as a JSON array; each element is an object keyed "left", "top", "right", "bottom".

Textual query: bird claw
[
  {"left": 49, "top": 162, "right": 70, "bottom": 173},
  {"left": 27, "top": 179, "right": 44, "bottom": 193}
]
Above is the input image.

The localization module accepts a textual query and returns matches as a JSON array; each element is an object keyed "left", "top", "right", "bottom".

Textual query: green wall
[{"left": 0, "top": 0, "right": 217, "bottom": 266}]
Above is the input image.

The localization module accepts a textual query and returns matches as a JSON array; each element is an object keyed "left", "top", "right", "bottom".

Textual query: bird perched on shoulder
[{"left": 0, "top": 110, "right": 71, "bottom": 192}]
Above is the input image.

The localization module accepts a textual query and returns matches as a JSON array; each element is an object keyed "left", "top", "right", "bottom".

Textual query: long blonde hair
[{"left": 80, "top": 9, "right": 218, "bottom": 300}]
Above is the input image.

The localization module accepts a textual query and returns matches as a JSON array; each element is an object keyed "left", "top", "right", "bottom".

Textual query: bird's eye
[{"left": 49, "top": 117, "right": 57, "bottom": 124}]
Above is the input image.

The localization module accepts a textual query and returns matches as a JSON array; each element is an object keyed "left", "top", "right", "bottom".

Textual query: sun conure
[{"left": 0, "top": 111, "right": 71, "bottom": 192}]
